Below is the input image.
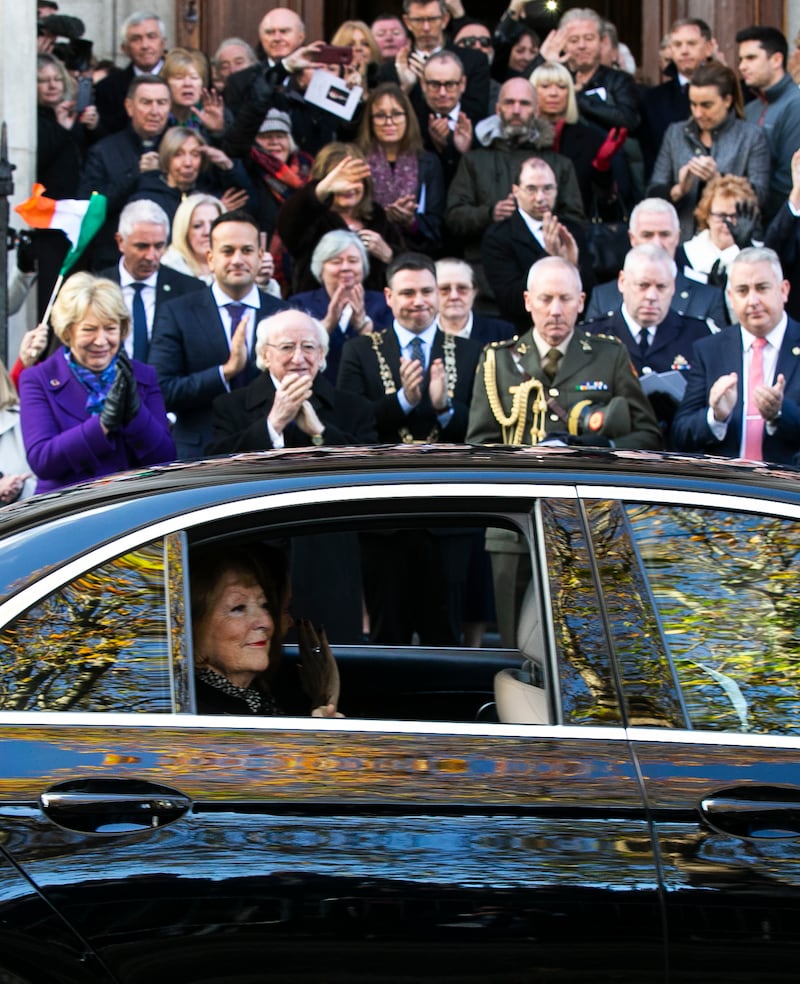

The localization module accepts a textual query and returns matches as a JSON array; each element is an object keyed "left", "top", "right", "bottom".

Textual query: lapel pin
[
  {"left": 163, "top": 284, "right": 171, "bottom": 292},
  {"left": 793, "top": 347, "right": 800, "bottom": 356}
]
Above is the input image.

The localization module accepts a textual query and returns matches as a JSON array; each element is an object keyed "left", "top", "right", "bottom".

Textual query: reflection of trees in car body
[
  {"left": 626, "top": 504, "right": 800, "bottom": 736},
  {"left": 0, "top": 541, "right": 173, "bottom": 712}
]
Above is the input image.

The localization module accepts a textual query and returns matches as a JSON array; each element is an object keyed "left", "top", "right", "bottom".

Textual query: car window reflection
[{"left": 626, "top": 504, "right": 800, "bottom": 736}]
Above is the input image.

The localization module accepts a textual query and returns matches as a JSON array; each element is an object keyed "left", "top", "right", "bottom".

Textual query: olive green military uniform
[
  {"left": 466, "top": 327, "right": 663, "bottom": 450},
  {"left": 467, "top": 327, "right": 662, "bottom": 647}
]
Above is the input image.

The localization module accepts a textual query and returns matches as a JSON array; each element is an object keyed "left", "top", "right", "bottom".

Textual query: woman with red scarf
[{"left": 246, "top": 109, "right": 314, "bottom": 238}]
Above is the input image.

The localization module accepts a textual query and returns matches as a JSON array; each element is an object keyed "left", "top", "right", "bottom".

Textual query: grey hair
[
  {"left": 630, "top": 197, "right": 680, "bottom": 232},
  {"left": 310, "top": 230, "right": 369, "bottom": 284},
  {"left": 424, "top": 50, "right": 464, "bottom": 76},
  {"left": 213, "top": 36, "right": 257, "bottom": 64},
  {"left": 623, "top": 244, "right": 677, "bottom": 279},
  {"left": 558, "top": 8, "right": 604, "bottom": 33},
  {"left": 729, "top": 246, "right": 785, "bottom": 283},
  {"left": 117, "top": 199, "right": 170, "bottom": 239},
  {"left": 435, "top": 257, "right": 475, "bottom": 287},
  {"left": 119, "top": 10, "right": 166, "bottom": 49},
  {"left": 255, "top": 310, "right": 329, "bottom": 373}
]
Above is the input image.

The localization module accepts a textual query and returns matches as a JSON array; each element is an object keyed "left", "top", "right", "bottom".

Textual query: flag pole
[{"left": 40, "top": 273, "right": 63, "bottom": 329}]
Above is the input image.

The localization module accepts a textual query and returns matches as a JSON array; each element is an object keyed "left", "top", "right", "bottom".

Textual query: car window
[
  {"left": 0, "top": 535, "right": 189, "bottom": 712},
  {"left": 625, "top": 503, "right": 800, "bottom": 736}
]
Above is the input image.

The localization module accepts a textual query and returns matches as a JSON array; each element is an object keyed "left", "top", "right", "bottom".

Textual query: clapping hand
[
  {"left": 117, "top": 350, "right": 141, "bottom": 424},
  {"left": 725, "top": 200, "right": 762, "bottom": 249},
  {"left": 100, "top": 358, "right": 131, "bottom": 433},
  {"left": 296, "top": 618, "right": 341, "bottom": 716}
]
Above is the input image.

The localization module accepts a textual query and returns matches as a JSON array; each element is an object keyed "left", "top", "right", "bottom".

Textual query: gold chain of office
[
  {"left": 371, "top": 331, "right": 458, "bottom": 444},
  {"left": 483, "top": 348, "right": 547, "bottom": 445}
]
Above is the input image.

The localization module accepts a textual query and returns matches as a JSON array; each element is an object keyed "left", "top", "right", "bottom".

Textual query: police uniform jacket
[
  {"left": 466, "top": 327, "right": 662, "bottom": 449},
  {"left": 581, "top": 308, "right": 711, "bottom": 376}
]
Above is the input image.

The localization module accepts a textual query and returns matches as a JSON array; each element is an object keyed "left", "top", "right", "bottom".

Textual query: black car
[{"left": 1, "top": 445, "right": 800, "bottom": 984}]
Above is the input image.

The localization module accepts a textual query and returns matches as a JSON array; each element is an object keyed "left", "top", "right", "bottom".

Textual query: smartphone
[
  {"left": 75, "top": 76, "right": 93, "bottom": 114},
  {"left": 316, "top": 44, "right": 353, "bottom": 66}
]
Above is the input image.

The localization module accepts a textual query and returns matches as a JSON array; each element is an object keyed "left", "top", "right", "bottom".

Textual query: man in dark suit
[
  {"left": 378, "top": 0, "right": 489, "bottom": 130},
  {"left": 94, "top": 12, "right": 168, "bottom": 136},
  {"left": 672, "top": 247, "right": 800, "bottom": 464},
  {"left": 338, "top": 252, "right": 483, "bottom": 646},
  {"left": 99, "top": 200, "right": 204, "bottom": 362},
  {"left": 149, "top": 211, "right": 287, "bottom": 460},
  {"left": 584, "top": 197, "right": 727, "bottom": 328},
  {"left": 78, "top": 75, "right": 171, "bottom": 270},
  {"left": 583, "top": 245, "right": 711, "bottom": 376},
  {"left": 209, "top": 309, "right": 376, "bottom": 454},
  {"left": 481, "top": 156, "right": 593, "bottom": 332},
  {"left": 338, "top": 252, "right": 482, "bottom": 444},
  {"left": 435, "top": 258, "right": 515, "bottom": 344}
]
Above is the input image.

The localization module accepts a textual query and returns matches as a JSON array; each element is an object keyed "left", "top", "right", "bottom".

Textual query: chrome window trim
[
  {"left": 0, "top": 483, "right": 575, "bottom": 625},
  {"left": 0, "top": 709, "right": 624, "bottom": 741},
  {"left": 627, "top": 726, "right": 800, "bottom": 750},
  {"left": 578, "top": 485, "right": 800, "bottom": 519}
]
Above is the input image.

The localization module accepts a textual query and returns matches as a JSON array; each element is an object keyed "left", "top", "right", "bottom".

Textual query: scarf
[
  {"left": 249, "top": 146, "right": 313, "bottom": 203},
  {"left": 197, "top": 666, "right": 281, "bottom": 715},
  {"left": 366, "top": 149, "right": 418, "bottom": 208},
  {"left": 65, "top": 346, "right": 119, "bottom": 415}
]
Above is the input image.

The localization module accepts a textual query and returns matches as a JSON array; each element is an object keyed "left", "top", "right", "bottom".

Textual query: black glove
[
  {"left": 725, "top": 200, "right": 762, "bottom": 249},
  {"left": 100, "top": 361, "right": 129, "bottom": 432},
  {"left": 707, "top": 258, "right": 727, "bottom": 290},
  {"left": 16, "top": 233, "right": 36, "bottom": 273},
  {"left": 117, "top": 351, "right": 141, "bottom": 424}
]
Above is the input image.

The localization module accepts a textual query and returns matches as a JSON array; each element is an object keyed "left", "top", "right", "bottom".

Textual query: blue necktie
[
  {"left": 226, "top": 303, "right": 249, "bottom": 388},
  {"left": 409, "top": 335, "right": 425, "bottom": 368},
  {"left": 131, "top": 283, "right": 148, "bottom": 361}
]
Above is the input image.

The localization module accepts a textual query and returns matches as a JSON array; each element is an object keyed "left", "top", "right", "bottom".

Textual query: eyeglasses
[
  {"left": 710, "top": 211, "right": 738, "bottom": 222},
  {"left": 265, "top": 342, "right": 320, "bottom": 356},
  {"left": 371, "top": 111, "right": 407, "bottom": 123},
  {"left": 457, "top": 36, "right": 493, "bottom": 49},
  {"left": 423, "top": 78, "right": 462, "bottom": 91},
  {"left": 406, "top": 15, "right": 443, "bottom": 25}
]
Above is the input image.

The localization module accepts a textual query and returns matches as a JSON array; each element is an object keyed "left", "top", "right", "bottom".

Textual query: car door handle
[
  {"left": 700, "top": 788, "right": 800, "bottom": 838},
  {"left": 40, "top": 778, "right": 191, "bottom": 835}
]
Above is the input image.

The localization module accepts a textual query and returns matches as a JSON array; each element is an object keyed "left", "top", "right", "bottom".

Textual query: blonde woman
[{"left": 162, "top": 193, "right": 224, "bottom": 283}]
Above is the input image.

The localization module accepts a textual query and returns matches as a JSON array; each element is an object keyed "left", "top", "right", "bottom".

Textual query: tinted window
[
  {"left": 0, "top": 538, "right": 183, "bottom": 712},
  {"left": 626, "top": 504, "right": 800, "bottom": 735}
]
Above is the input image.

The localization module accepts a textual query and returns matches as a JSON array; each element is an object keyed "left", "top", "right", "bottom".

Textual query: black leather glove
[
  {"left": 707, "top": 258, "right": 727, "bottom": 290},
  {"left": 100, "top": 361, "right": 129, "bottom": 432},
  {"left": 16, "top": 233, "right": 36, "bottom": 273},
  {"left": 117, "top": 351, "right": 141, "bottom": 424},
  {"left": 725, "top": 200, "right": 762, "bottom": 249}
]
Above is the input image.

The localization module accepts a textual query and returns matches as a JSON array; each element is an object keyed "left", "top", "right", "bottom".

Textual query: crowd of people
[{"left": 5, "top": 1, "right": 800, "bottom": 512}]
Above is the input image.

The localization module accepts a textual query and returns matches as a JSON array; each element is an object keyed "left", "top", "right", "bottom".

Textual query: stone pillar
[{"left": 0, "top": 3, "right": 37, "bottom": 361}]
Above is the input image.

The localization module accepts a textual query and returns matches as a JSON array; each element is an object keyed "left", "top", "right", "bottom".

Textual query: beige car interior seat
[{"left": 494, "top": 579, "right": 550, "bottom": 724}]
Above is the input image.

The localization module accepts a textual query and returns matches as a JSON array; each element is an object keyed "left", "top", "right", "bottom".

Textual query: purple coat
[{"left": 19, "top": 348, "right": 176, "bottom": 494}]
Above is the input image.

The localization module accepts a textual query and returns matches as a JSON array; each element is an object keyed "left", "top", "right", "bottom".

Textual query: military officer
[{"left": 467, "top": 256, "right": 663, "bottom": 450}]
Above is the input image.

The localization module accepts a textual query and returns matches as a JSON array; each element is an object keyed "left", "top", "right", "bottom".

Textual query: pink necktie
[{"left": 744, "top": 336, "right": 767, "bottom": 460}]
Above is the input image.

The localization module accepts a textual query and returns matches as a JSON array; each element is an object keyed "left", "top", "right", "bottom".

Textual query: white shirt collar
[
  {"left": 211, "top": 282, "right": 261, "bottom": 310},
  {"left": 741, "top": 314, "right": 787, "bottom": 352},
  {"left": 119, "top": 260, "right": 158, "bottom": 290},
  {"left": 393, "top": 318, "right": 439, "bottom": 353}
]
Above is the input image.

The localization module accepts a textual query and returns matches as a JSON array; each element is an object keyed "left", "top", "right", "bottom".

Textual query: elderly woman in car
[
  {"left": 191, "top": 544, "right": 341, "bottom": 717},
  {"left": 19, "top": 272, "right": 175, "bottom": 493}
]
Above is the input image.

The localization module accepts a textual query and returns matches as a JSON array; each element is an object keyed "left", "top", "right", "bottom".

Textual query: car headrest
[{"left": 494, "top": 668, "right": 549, "bottom": 725}]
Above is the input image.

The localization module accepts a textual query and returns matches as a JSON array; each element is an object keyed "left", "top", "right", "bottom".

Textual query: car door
[
  {"left": 584, "top": 489, "right": 800, "bottom": 983},
  {"left": 0, "top": 482, "right": 664, "bottom": 984}
]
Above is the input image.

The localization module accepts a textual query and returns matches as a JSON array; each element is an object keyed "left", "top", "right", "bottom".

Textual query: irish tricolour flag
[{"left": 15, "top": 183, "right": 107, "bottom": 276}]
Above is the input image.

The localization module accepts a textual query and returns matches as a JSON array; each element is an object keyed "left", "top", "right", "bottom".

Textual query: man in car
[
  {"left": 467, "top": 256, "right": 662, "bottom": 451},
  {"left": 672, "top": 247, "right": 800, "bottom": 464}
]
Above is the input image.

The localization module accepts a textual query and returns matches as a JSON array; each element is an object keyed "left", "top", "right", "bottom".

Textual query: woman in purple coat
[{"left": 19, "top": 273, "right": 175, "bottom": 494}]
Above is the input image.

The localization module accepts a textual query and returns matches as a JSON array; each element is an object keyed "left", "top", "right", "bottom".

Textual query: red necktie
[{"left": 744, "top": 336, "right": 767, "bottom": 460}]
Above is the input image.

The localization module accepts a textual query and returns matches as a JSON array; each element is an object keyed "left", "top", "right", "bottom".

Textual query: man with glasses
[
  {"left": 208, "top": 310, "right": 376, "bottom": 452},
  {"left": 149, "top": 210, "right": 288, "bottom": 459},
  {"left": 453, "top": 20, "right": 498, "bottom": 116},
  {"left": 378, "top": 0, "right": 489, "bottom": 132}
]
